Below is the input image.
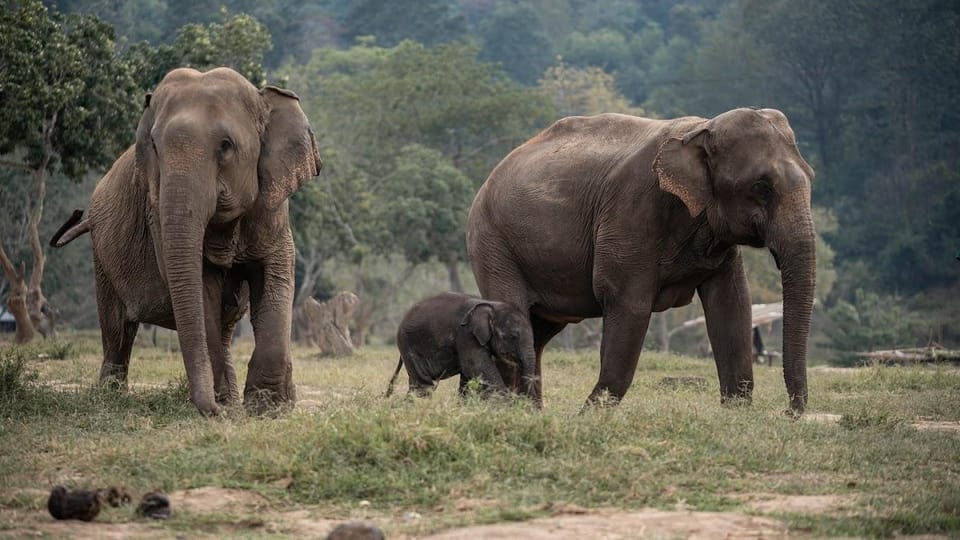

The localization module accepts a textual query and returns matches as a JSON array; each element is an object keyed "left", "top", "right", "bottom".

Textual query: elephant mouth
[
  {"left": 747, "top": 221, "right": 766, "bottom": 248},
  {"left": 770, "top": 247, "right": 782, "bottom": 270}
]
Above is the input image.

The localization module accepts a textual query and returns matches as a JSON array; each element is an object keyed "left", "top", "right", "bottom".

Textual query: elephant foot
[
  {"left": 720, "top": 393, "right": 753, "bottom": 408},
  {"left": 580, "top": 388, "right": 622, "bottom": 413},
  {"left": 243, "top": 385, "right": 296, "bottom": 416},
  {"left": 98, "top": 366, "right": 129, "bottom": 391},
  {"left": 191, "top": 390, "right": 223, "bottom": 417},
  {"left": 214, "top": 383, "right": 240, "bottom": 407}
]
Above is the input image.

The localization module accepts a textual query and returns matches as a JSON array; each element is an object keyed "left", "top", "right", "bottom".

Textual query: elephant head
[
  {"left": 135, "top": 67, "right": 321, "bottom": 413},
  {"left": 654, "top": 108, "right": 816, "bottom": 414},
  {"left": 460, "top": 301, "right": 539, "bottom": 403}
]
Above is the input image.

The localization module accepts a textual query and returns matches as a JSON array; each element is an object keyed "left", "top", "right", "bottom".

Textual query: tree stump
[{"left": 297, "top": 292, "right": 359, "bottom": 357}]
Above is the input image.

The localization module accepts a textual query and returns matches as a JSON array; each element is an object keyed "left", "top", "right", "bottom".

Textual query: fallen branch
[{"left": 855, "top": 347, "right": 960, "bottom": 364}]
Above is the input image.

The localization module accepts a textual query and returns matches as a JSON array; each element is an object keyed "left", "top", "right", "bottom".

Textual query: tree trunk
[
  {"left": 657, "top": 312, "right": 670, "bottom": 353},
  {"left": 446, "top": 260, "right": 463, "bottom": 293},
  {"left": 297, "top": 292, "right": 359, "bottom": 356},
  {"left": 352, "top": 263, "right": 417, "bottom": 347},
  {"left": 0, "top": 246, "right": 36, "bottom": 344},
  {"left": 26, "top": 166, "right": 52, "bottom": 338}
]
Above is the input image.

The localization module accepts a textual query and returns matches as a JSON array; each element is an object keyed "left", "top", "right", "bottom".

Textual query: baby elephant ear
[
  {"left": 653, "top": 124, "right": 713, "bottom": 218},
  {"left": 460, "top": 303, "right": 493, "bottom": 347},
  {"left": 257, "top": 86, "right": 323, "bottom": 210}
]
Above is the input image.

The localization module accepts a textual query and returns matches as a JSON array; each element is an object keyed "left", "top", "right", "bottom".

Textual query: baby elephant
[{"left": 386, "top": 292, "right": 539, "bottom": 404}]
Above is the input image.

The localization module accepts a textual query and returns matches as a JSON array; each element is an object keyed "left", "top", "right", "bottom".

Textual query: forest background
[{"left": 1, "top": 0, "right": 958, "bottom": 363}]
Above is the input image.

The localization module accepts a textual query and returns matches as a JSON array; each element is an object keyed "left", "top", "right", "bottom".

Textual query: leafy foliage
[
  {"left": 17, "top": 0, "right": 960, "bottom": 353},
  {"left": 0, "top": 0, "right": 140, "bottom": 178},
  {"left": 125, "top": 10, "right": 272, "bottom": 89},
  {"left": 341, "top": 0, "right": 468, "bottom": 48},
  {"left": 477, "top": 0, "right": 555, "bottom": 86},
  {"left": 538, "top": 58, "right": 640, "bottom": 117},
  {"left": 825, "top": 289, "right": 919, "bottom": 364},
  {"left": 378, "top": 145, "right": 474, "bottom": 265}
]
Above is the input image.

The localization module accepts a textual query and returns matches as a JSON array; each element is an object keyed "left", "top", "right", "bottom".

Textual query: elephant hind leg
[{"left": 95, "top": 259, "right": 139, "bottom": 389}]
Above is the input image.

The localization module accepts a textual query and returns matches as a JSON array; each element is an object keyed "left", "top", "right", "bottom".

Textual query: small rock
[
  {"left": 326, "top": 521, "right": 386, "bottom": 540},
  {"left": 358, "top": 500, "right": 371, "bottom": 508},
  {"left": 270, "top": 477, "right": 294, "bottom": 490},
  {"left": 48, "top": 486, "right": 101, "bottom": 521},
  {"left": 402, "top": 511, "right": 421, "bottom": 522},
  {"left": 136, "top": 491, "right": 172, "bottom": 520}
]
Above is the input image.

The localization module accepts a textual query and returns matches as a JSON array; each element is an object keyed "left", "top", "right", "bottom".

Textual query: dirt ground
[
  {"left": 5, "top": 486, "right": 792, "bottom": 539},
  {"left": 8, "top": 484, "right": 955, "bottom": 539}
]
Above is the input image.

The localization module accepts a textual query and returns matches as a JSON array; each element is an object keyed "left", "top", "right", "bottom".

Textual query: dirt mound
[
  {"left": 168, "top": 486, "right": 270, "bottom": 514},
  {"left": 415, "top": 508, "right": 786, "bottom": 539}
]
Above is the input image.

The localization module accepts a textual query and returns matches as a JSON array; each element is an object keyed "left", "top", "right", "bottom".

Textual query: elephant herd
[{"left": 51, "top": 67, "right": 816, "bottom": 417}]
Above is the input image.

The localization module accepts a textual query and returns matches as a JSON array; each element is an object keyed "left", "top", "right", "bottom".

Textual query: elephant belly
[
  {"left": 652, "top": 284, "right": 697, "bottom": 312},
  {"left": 530, "top": 303, "right": 593, "bottom": 323},
  {"left": 122, "top": 291, "right": 175, "bottom": 328}
]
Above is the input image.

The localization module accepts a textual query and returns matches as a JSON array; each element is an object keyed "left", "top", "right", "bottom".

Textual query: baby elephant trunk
[{"left": 519, "top": 332, "right": 541, "bottom": 407}]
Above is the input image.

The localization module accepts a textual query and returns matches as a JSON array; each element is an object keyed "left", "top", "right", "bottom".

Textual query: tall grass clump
[{"left": 0, "top": 347, "right": 38, "bottom": 402}]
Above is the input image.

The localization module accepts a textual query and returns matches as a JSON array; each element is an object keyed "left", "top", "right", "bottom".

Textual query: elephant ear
[
  {"left": 460, "top": 303, "right": 493, "bottom": 347},
  {"left": 257, "top": 86, "right": 323, "bottom": 210},
  {"left": 653, "top": 124, "right": 713, "bottom": 218}
]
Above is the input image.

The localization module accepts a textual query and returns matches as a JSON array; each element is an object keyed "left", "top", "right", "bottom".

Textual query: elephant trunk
[
  {"left": 771, "top": 210, "right": 816, "bottom": 416},
  {"left": 519, "top": 333, "right": 541, "bottom": 407},
  {"left": 160, "top": 174, "right": 218, "bottom": 415}
]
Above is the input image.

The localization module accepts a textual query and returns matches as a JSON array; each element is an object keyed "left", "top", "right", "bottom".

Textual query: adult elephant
[
  {"left": 51, "top": 67, "right": 322, "bottom": 416},
  {"left": 467, "top": 108, "right": 815, "bottom": 414}
]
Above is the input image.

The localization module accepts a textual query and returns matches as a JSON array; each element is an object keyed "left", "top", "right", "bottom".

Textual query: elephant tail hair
[
  {"left": 384, "top": 356, "right": 404, "bottom": 398},
  {"left": 49, "top": 209, "right": 90, "bottom": 248}
]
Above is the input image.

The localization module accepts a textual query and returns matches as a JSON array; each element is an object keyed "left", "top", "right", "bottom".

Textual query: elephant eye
[
  {"left": 217, "top": 138, "right": 235, "bottom": 160},
  {"left": 750, "top": 179, "right": 773, "bottom": 200}
]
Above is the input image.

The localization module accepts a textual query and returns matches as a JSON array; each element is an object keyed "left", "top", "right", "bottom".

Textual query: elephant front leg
[
  {"left": 244, "top": 251, "right": 296, "bottom": 415},
  {"left": 202, "top": 266, "right": 241, "bottom": 406},
  {"left": 460, "top": 348, "right": 508, "bottom": 398},
  {"left": 584, "top": 300, "right": 652, "bottom": 409},
  {"left": 698, "top": 253, "right": 754, "bottom": 404}
]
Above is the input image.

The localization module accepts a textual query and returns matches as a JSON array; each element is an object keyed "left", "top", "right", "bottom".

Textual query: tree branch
[{"left": 0, "top": 159, "right": 33, "bottom": 173}]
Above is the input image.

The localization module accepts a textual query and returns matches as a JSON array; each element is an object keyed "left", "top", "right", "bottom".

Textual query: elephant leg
[
  {"left": 460, "top": 346, "right": 507, "bottom": 397},
  {"left": 94, "top": 257, "right": 139, "bottom": 389},
  {"left": 698, "top": 252, "right": 754, "bottom": 404},
  {"left": 214, "top": 276, "right": 247, "bottom": 406},
  {"left": 530, "top": 315, "right": 566, "bottom": 401},
  {"left": 244, "top": 248, "right": 296, "bottom": 414},
  {"left": 201, "top": 265, "right": 242, "bottom": 407},
  {"left": 584, "top": 302, "right": 652, "bottom": 408}
]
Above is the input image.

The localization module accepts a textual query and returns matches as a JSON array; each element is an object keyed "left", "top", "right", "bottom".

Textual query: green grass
[{"left": 0, "top": 337, "right": 958, "bottom": 537}]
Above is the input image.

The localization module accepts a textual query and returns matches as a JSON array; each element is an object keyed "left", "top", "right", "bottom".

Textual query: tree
[
  {"left": 378, "top": 144, "right": 475, "bottom": 285},
  {"left": 0, "top": 1, "right": 139, "bottom": 341},
  {"left": 477, "top": 0, "right": 555, "bottom": 85},
  {"left": 341, "top": 0, "right": 468, "bottom": 48},
  {"left": 281, "top": 39, "right": 554, "bottom": 344},
  {"left": 538, "top": 58, "right": 640, "bottom": 117},
  {"left": 125, "top": 10, "right": 273, "bottom": 90}
]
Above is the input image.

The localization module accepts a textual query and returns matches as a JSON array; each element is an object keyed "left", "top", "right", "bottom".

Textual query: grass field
[{"left": 1, "top": 334, "right": 958, "bottom": 538}]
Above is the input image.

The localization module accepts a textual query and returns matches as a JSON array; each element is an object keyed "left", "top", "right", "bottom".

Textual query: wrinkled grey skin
[
  {"left": 386, "top": 292, "right": 539, "bottom": 404},
  {"left": 467, "top": 108, "right": 815, "bottom": 414},
  {"left": 51, "top": 67, "right": 322, "bottom": 416}
]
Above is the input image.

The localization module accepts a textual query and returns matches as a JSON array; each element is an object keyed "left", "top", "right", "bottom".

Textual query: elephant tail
[
  {"left": 384, "top": 356, "right": 404, "bottom": 398},
  {"left": 49, "top": 209, "right": 90, "bottom": 248}
]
